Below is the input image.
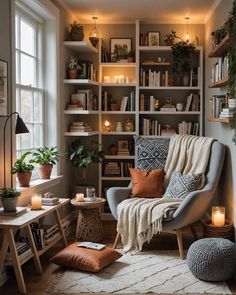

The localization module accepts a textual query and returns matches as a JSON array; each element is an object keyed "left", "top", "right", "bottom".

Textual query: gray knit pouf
[{"left": 187, "top": 238, "right": 236, "bottom": 282}]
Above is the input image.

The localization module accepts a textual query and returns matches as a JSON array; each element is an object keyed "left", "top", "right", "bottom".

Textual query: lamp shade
[{"left": 15, "top": 115, "right": 29, "bottom": 134}]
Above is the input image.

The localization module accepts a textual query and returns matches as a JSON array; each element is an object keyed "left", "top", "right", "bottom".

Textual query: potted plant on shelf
[
  {"left": 0, "top": 188, "right": 20, "bottom": 212},
  {"left": 66, "top": 141, "right": 104, "bottom": 192},
  {"left": 30, "top": 147, "right": 60, "bottom": 179},
  {"left": 211, "top": 26, "right": 227, "bottom": 46},
  {"left": 12, "top": 152, "right": 34, "bottom": 187},
  {"left": 164, "top": 30, "right": 179, "bottom": 46},
  {"left": 69, "top": 21, "right": 84, "bottom": 41},
  {"left": 67, "top": 56, "right": 78, "bottom": 79},
  {"left": 110, "top": 98, "right": 119, "bottom": 111},
  {"left": 171, "top": 41, "right": 195, "bottom": 86},
  {"left": 127, "top": 50, "right": 135, "bottom": 63}
]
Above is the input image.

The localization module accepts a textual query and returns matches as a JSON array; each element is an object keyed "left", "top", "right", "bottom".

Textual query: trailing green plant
[
  {"left": 12, "top": 152, "right": 34, "bottom": 174},
  {"left": 0, "top": 188, "right": 20, "bottom": 198},
  {"left": 30, "top": 147, "right": 60, "bottom": 165},
  {"left": 66, "top": 141, "right": 105, "bottom": 185},
  {"left": 171, "top": 41, "right": 195, "bottom": 76}
]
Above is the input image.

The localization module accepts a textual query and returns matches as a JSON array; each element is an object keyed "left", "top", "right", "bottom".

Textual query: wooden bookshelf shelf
[
  {"left": 142, "top": 62, "right": 171, "bottom": 66},
  {"left": 63, "top": 79, "right": 99, "bottom": 85},
  {"left": 101, "top": 111, "right": 136, "bottom": 114},
  {"left": 64, "top": 110, "right": 99, "bottom": 115},
  {"left": 209, "top": 77, "right": 229, "bottom": 88},
  {"left": 101, "top": 83, "right": 136, "bottom": 87},
  {"left": 208, "top": 35, "right": 230, "bottom": 58},
  {"left": 208, "top": 117, "right": 230, "bottom": 124},
  {"left": 101, "top": 131, "right": 136, "bottom": 135},
  {"left": 100, "top": 63, "right": 136, "bottom": 67},
  {"left": 64, "top": 41, "right": 98, "bottom": 53},
  {"left": 105, "top": 155, "right": 135, "bottom": 160},
  {"left": 64, "top": 131, "right": 99, "bottom": 136},
  {"left": 139, "top": 111, "right": 200, "bottom": 115},
  {"left": 139, "top": 86, "right": 200, "bottom": 90}
]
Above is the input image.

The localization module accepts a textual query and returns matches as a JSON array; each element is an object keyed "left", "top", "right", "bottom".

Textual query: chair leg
[
  {"left": 176, "top": 229, "right": 185, "bottom": 260},
  {"left": 189, "top": 225, "right": 198, "bottom": 240},
  {"left": 113, "top": 232, "right": 121, "bottom": 249}
]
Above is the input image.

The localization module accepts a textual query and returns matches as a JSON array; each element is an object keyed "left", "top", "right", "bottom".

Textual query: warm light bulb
[
  {"left": 186, "top": 33, "right": 190, "bottom": 43},
  {"left": 104, "top": 120, "right": 110, "bottom": 127},
  {"left": 89, "top": 17, "right": 99, "bottom": 47}
]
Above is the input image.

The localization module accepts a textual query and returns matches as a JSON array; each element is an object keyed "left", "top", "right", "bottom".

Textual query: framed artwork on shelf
[
  {"left": 164, "top": 97, "right": 172, "bottom": 106},
  {"left": 0, "top": 59, "right": 8, "bottom": 116},
  {"left": 110, "top": 38, "right": 132, "bottom": 60},
  {"left": 118, "top": 140, "right": 129, "bottom": 151},
  {"left": 148, "top": 32, "right": 160, "bottom": 46}
]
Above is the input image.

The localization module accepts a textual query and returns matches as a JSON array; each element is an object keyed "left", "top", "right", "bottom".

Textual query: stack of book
[
  {"left": 161, "top": 126, "right": 176, "bottom": 136},
  {"left": 41, "top": 197, "right": 59, "bottom": 206},
  {"left": 117, "top": 146, "right": 130, "bottom": 156},
  {"left": 160, "top": 105, "right": 176, "bottom": 112},
  {"left": 210, "top": 95, "right": 227, "bottom": 118},
  {"left": 103, "top": 162, "right": 121, "bottom": 177},
  {"left": 43, "top": 224, "right": 60, "bottom": 246},
  {"left": 219, "top": 108, "right": 235, "bottom": 119},
  {"left": 69, "top": 122, "right": 93, "bottom": 132},
  {"left": 5, "top": 242, "right": 31, "bottom": 264}
]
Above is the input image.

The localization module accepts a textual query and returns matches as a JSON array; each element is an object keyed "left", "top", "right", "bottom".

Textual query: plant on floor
[
  {"left": 66, "top": 141, "right": 105, "bottom": 186},
  {"left": 12, "top": 152, "right": 34, "bottom": 187},
  {"left": 0, "top": 188, "right": 20, "bottom": 212},
  {"left": 171, "top": 41, "right": 195, "bottom": 86},
  {"left": 30, "top": 146, "right": 60, "bottom": 179}
]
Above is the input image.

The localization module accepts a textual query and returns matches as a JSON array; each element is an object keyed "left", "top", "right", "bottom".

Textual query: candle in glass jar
[
  {"left": 103, "top": 76, "right": 110, "bottom": 83},
  {"left": 31, "top": 194, "right": 42, "bottom": 210},
  {"left": 212, "top": 206, "right": 225, "bottom": 226},
  {"left": 76, "top": 193, "right": 84, "bottom": 202}
]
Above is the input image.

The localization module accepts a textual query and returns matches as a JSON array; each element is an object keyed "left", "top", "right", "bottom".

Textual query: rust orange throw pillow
[{"left": 129, "top": 168, "right": 164, "bottom": 198}]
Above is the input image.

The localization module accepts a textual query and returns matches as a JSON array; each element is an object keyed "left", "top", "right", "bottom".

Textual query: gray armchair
[{"left": 107, "top": 141, "right": 225, "bottom": 258}]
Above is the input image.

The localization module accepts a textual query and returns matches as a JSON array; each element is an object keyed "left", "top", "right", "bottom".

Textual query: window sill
[{"left": 17, "top": 175, "right": 63, "bottom": 198}]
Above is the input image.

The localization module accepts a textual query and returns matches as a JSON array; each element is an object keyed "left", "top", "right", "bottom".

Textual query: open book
[{"left": 77, "top": 242, "right": 106, "bottom": 251}]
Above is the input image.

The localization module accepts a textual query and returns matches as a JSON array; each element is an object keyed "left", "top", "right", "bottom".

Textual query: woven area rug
[{"left": 46, "top": 251, "right": 231, "bottom": 294}]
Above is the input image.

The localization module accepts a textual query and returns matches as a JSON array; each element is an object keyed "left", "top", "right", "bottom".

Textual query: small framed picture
[
  {"left": 0, "top": 59, "right": 8, "bottom": 116},
  {"left": 148, "top": 32, "right": 160, "bottom": 46},
  {"left": 77, "top": 61, "right": 91, "bottom": 79},
  {"left": 110, "top": 38, "right": 132, "bottom": 60},
  {"left": 118, "top": 140, "right": 129, "bottom": 151},
  {"left": 164, "top": 97, "right": 172, "bottom": 106}
]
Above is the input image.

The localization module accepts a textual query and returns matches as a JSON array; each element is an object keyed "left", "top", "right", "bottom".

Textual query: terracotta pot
[
  {"left": 17, "top": 172, "right": 32, "bottom": 187},
  {"left": 1, "top": 196, "right": 18, "bottom": 212},
  {"left": 70, "top": 27, "right": 84, "bottom": 41},
  {"left": 38, "top": 164, "right": 53, "bottom": 179},
  {"left": 68, "top": 69, "right": 78, "bottom": 79},
  {"left": 127, "top": 56, "right": 134, "bottom": 63},
  {"left": 111, "top": 104, "right": 119, "bottom": 111}
]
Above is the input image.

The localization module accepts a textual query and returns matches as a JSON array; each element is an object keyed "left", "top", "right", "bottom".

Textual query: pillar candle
[
  {"left": 76, "top": 193, "right": 84, "bottom": 202},
  {"left": 31, "top": 194, "right": 42, "bottom": 210}
]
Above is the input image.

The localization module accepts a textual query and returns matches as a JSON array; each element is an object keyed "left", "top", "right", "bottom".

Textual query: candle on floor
[
  {"left": 31, "top": 194, "right": 42, "bottom": 210},
  {"left": 76, "top": 193, "right": 84, "bottom": 202},
  {"left": 212, "top": 206, "right": 225, "bottom": 226}
]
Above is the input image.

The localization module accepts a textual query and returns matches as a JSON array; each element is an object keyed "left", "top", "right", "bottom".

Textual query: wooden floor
[{"left": 0, "top": 221, "right": 235, "bottom": 295}]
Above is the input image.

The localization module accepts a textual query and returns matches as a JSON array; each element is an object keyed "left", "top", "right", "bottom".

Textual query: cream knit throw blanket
[{"left": 117, "top": 135, "right": 214, "bottom": 253}]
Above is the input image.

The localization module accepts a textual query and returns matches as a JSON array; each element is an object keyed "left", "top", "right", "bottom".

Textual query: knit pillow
[
  {"left": 129, "top": 167, "right": 164, "bottom": 198},
  {"left": 134, "top": 136, "right": 170, "bottom": 171},
  {"left": 163, "top": 171, "right": 203, "bottom": 199}
]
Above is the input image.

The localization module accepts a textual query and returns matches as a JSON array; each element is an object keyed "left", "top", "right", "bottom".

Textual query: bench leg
[{"left": 176, "top": 229, "right": 185, "bottom": 260}]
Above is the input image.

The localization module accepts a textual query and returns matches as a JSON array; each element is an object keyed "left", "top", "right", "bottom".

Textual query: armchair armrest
[{"left": 107, "top": 187, "right": 132, "bottom": 220}]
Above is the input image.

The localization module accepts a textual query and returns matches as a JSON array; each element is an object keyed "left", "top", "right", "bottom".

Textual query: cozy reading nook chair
[{"left": 107, "top": 140, "right": 225, "bottom": 258}]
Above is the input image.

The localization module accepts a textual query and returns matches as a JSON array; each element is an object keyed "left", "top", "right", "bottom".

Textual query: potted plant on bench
[
  {"left": 12, "top": 152, "right": 34, "bottom": 187},
  {"left": 0, "top": 188, "right": 20, "bottom": 212}
]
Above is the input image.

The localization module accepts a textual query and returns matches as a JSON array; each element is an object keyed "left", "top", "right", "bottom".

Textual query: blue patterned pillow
[
  {"left": 134, "top": 136, "right": 170, "bottom": 170},
  {"left": 163, "top": 171, "right": 203, "bottom": 199}
]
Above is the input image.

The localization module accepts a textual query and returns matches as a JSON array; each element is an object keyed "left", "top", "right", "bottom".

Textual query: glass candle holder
[
  {"left": 31, "top": 194, "right": 42, "bottom": 210},
  {"left": 212, "top": 206, "right": 225, "bottom": 226}
]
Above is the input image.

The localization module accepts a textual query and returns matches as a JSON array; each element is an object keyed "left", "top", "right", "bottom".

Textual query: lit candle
[
  {"left": 76, "top": 193, "right": 84, "bottom": 202},
  {"left": 103, "top": 76, "right": 110, "bottom": 83},
  {"left": 119, "top": 75, "right": 125, "bottom": 83},
  {"left": 31, "top": 194, "right": 42, "bottom": 210},
  {"left": 114, "top": 75, "right": 119, "bottom": 83},
  {"left": 104, "top": 120, "right": 111, "bottom": 131},
  {"left": 212, "top": 206, "right": 225, "bottom": 226}
]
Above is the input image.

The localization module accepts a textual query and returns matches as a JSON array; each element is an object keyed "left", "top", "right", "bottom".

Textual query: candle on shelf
[
  {"left": 104, "top": 120, "right": 111, "bottom": 131},
  {"left": 125, "top": 76, "right": 129, "bottom": 83},
  {"left": 103, "top": 76, "right": 110, "bottom": 83},
  {"left": 31, "top": 194, "right": 42, "bottom": 210},
  {"left": 114, "top": 75, "right": 119, "bottom": 83},
  {"left": 76, "top": 193, "right": 84, "bottom": 202},
  {"left": 119, "top": 75, "right": 125, "bottom": 83},
  {"left": 212, "top": 206, "right": 225, "bottom": 226}
]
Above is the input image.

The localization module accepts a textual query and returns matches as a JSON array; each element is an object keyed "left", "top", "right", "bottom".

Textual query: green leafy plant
[
  {"left": 30, "top": 147, "right": 60, "bottom": 165},
  {"left": 127, "top": 50, "right": 135, "bottom": 58},
  {"left": 211, "top": 26, "right": 227, "bottom": 42},
  {"left": 114, "top": 44, "right": 128, "bottom": 59},
  {"left": 68, "top": 56, "right": 78, "bottom": 70},
  {"left": 66, "top": 141, "right": 104, "bottom": 185},
  {"left": 110, "top": 97, "right": 119, "bottom": 104},
  {"left": 70, "top": 21, "right": 83, "bottom": 31},
  {"left": 0, "top": 188, "right": 20, "bottom": 198},
  {"left": 164, "top": 30, "right": 179, "bottom": 43},
  {"left": 12, "top": 152, "right": 34, "bottom": 174}
]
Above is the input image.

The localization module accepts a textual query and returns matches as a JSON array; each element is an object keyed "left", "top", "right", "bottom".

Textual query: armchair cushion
[
  {"left": 129, "top": 168, "right": 164, "bottom": 198},
  {"left": 163, "top": 171, "right": 203, "bottom": 200}
]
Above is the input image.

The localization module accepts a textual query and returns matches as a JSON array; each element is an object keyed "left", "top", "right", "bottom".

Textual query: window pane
[
  {"left": 16, "top": 52, "right": 20, "bottom": 84},
  {"left": 21, "top": 54, "right": 35, "bottom": 86},
  {"left": 20, "top": 124, "right": 33, "bottom": 150},
  {"left": 20, "top": 18, "right": 35, "bottom": 56},
  {"left": 33, "top": 125, "right": 43, "bottom": 148},
  {"left": 34, "top": 91, "right": 43, "bottom": 123},
  {"left": 15, "top": 15, "right": 19, "bottom": 49},
  {"left": 20, "top": 90, "right": 33, "bottom": 122}
]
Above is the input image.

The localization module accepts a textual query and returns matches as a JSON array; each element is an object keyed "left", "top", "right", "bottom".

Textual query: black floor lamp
[{"left": 3, "top": 112, "right": 29, "bottom": 188}]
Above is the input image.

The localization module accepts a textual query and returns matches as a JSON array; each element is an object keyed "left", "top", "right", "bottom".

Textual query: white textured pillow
[{"left": 163, "top": 171, "right": 203, "bottom": 199}]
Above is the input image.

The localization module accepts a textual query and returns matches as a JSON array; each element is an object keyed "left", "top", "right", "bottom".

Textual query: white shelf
[
  {"left": 101, "top": 83, "right": 136, "bottom": 87},
  {"left": 139, "top": 86, "right": 200, "bottom": 90},
  {"left": 100, "top": 63, "right": 136, "bottom": 67},
  {"left": 139, "top": 111, "right": 201, "bottom": 115},
  {"left": 139, "top": 46, "right": 202, "bottom": 52},
  {"left": 64, "top": 41, "right": 98, "bottom": 53},
  {"left": 64, "top": 131, "right": 99, "bottom": 136},
  {"left": 101, "top": 111, "right": 136, "bottom": 114},
  {"left": 64, "top": 79, "right": 99, "bottom": 85},
  {"left": 105, "top": 155, "right": 135, "bottom": 160},
  {"left": 101, "top": 177, "right": 131, "bottom": 181},
  {"left": 101, "top": 132, "right": 136, "bottom": 135},
  {"left": 64, "top": 110, "right": 99, "bottom": 115}
]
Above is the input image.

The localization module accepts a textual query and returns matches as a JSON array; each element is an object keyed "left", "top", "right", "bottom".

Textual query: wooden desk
[{"left": 0, "top": 198, "right": 69, "bottom": 294}]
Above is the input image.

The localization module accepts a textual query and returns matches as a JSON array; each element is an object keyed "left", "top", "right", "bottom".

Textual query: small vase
[
  {"left": 38, "top": 164, "right": 53, "bottom": 179},
  {"left": 68, "top": 69, "right": 78, "bottom": 79},
  {"left": 111, "top": 104, "right": 119, "bottom": 111},
  {"left": 2, "top": 196, "right": 18, "bottom": 212},
  {"left": 17, "top": 172, "right": 32, "bottom": 187},
  {"left": 127, "top": 57, "right": 134, "bottom": 63}
]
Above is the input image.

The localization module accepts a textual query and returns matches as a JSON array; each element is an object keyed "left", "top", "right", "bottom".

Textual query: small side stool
[
  {"left": 187, "top": 238, "right": 236, "bottom": 282},
  {"left": 71, "top": 198, "right": 106, "bottom": 242}
]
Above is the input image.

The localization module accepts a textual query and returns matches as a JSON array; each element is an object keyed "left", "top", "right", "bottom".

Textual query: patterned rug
[{"left": 46, "top": 251, "right": 231, "bottom": 294}]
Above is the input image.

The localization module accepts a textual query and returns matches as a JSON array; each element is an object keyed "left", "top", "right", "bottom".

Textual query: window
[{"left": 15, "top": 8, "right": 44, "bottom": 161}]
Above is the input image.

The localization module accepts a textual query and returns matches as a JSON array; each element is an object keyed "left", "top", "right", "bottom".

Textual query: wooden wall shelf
[
  {"left": 208, "top": 117, "right": 230, "bottom": 124},
  {"left": 209, "top": 77, "right": 229, "bottom": 88},
  {"left": 208, "top": 35, "right": 230, "bottom": 58}
]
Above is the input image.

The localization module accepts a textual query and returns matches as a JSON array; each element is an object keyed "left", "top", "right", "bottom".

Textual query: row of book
[
  {"left": 211, "top": 56, "right": 229, "bottom": 84},
  {"left": 140, "top": 69, "right": 169, "bottom": 87},
  {"left": 210, "top": 95, "right": 227, "bottom": 118},
  {"left": 5, "top": 242, "right": 32, "bottom": 264},
  {"left": 103, "top": 161, "right": 134, "bottom": 177},
  {"left": 68, "top": 90, "right": 98, "bottom": 111},
  {"left": 178, "top": 121, "right": 200, "bottom": 136},
  {"left": 102, "top": 91, "right": 135, "bottom": 111}
]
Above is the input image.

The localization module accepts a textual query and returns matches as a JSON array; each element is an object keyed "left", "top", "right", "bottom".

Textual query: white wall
[{"left": 205, "top": 0, "right": 236, "bottom": 223}]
